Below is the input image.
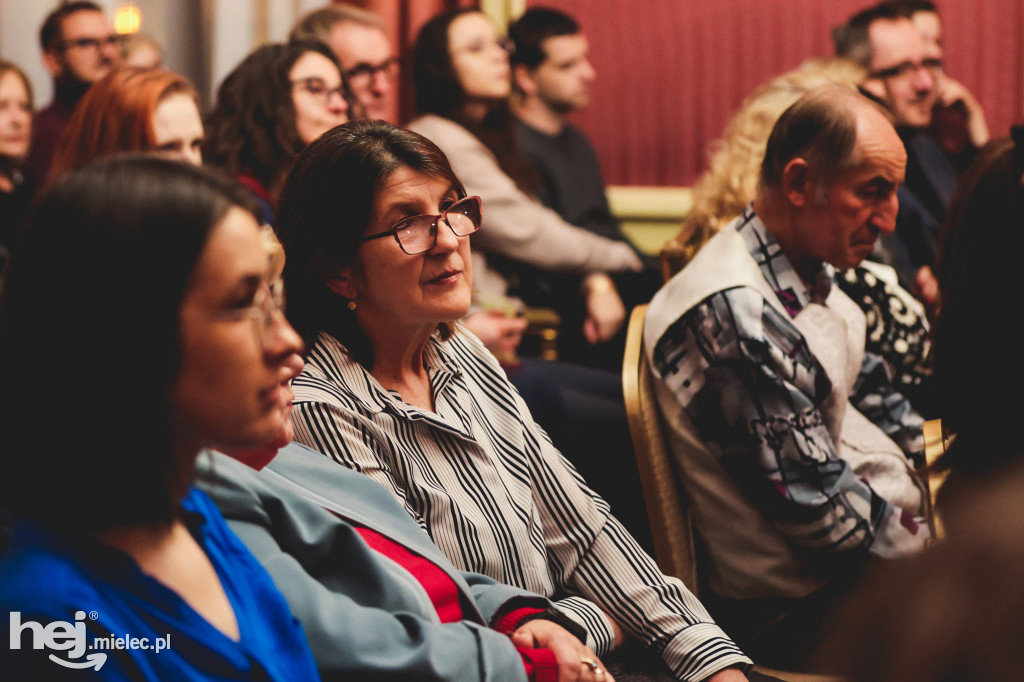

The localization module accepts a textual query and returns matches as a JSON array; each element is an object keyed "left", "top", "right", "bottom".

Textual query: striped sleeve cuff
[
  {"left": 663, "top": 622, "right": 752, "bottom": 682},
  {"left": 550, "top": 596, "right": 615, "bottom": 656}
]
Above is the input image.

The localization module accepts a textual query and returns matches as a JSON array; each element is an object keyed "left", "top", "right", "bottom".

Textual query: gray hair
[{"left": 289, "top": 3, "right": 384, "bottom": 45}]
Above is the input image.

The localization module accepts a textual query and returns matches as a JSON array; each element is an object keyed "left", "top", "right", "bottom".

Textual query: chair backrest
[
  {"left": 621, "top": 303, "right": 700, "bottom": 592},
  {"left": 922, "top": 418, "right": 951, "bottom": 539}
]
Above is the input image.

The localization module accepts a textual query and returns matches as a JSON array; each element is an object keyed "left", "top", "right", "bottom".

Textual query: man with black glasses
[
  {"left": 25, "top": 2, "right": 121, "bottom": 185},
  {"left": 290, "top": 4, "right": 399, "bottom": 123},
  {"left": 834, "top": 3, "right": 955, "bottom": 312},
  {"left": 895, "top": 0, "right": 989, "bottom": 171}
]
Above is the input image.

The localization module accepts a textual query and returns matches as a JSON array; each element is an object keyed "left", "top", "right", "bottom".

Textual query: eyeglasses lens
[{"left": 395, "top": 199, "right": 480, "bottom": 255}]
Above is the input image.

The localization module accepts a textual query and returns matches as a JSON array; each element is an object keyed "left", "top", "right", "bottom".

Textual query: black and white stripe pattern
[{"left": 292, "top": 328, "right": 750, "bottom": 680}]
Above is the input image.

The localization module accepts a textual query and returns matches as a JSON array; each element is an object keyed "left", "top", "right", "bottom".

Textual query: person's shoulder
[
  {"left": 437, "top": 328, "right": 519, "bottom": 392},
  {"left": 647, "top": 285, "right": 775, "bottom": 387},
  {"left": 272, "top": 442, "right": 413, "bottom": 507},
  {"left": 444, "top": 325, "right": 504, "bottom": 371},
  {"left": 407, "top": 114, "right": 471, "bottom": 141},
  {"left": 515, "top": 117, "right": 551, "bottom": 142},
  {"left": 33, "top": 101, "right": 65, "bottom": 126},
  {"left": 294, "top": 335, "right": 367, "bottom": 405},
  {"left": 561, "top": 123, "right": 595, "bottom": 146},
  {"left": 651, "top": 285, "right": 763, "bottom": 337},
  {"left": 0, "top": 531, "right": 102, "bottom": 617},
  {"left": 265, "top": 442, "right": 372, "bottom": 487},
  {"left": 407, "top": 115, "right": 490, "bottom": 163}
]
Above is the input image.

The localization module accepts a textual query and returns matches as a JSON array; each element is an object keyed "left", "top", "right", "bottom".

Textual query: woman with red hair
[{"left": 48, "top": 66, "right": 203, "bottom": 182}]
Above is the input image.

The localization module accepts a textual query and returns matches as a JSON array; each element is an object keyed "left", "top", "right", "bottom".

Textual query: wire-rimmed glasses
[{"left": 360, "top": 196, "right": 482, "bottom": 255}]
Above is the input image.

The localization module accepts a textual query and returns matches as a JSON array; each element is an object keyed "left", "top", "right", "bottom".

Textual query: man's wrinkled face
[
  {"left": 798, "top": 107, "right": 907, "bottom": 272},
  {"left": 328, "top": 22, "right": 397, "bottom": 122}
]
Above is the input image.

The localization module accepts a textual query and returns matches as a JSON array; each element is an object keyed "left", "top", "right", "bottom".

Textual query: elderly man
[
  {"left": 834, "top": 2, "right": 957, "bottom": 308},
  {"left": 24, "top": 1, "right": 121, "bottom": 185},
  {"left": 290, "top": 4, "right": 398, "bottom": 122},
  {"left": 645, "top": 86, "right": 930, "bottom": 666}
]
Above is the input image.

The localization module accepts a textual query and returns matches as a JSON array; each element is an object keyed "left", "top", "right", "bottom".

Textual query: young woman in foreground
[{"left": 0, "top": 157, "right": 317, "bottom": 679}]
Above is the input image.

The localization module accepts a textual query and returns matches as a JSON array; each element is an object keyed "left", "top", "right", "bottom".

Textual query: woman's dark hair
[
  {"left": 933, "top": 135, "right": 1023, "bottom": 480},
  {"left": 276, "top": 119, "right": 464, "bottom": 366},
  {"left": 203, "top": 41, "right": 344, "bottom": 197},
  {"left": 412, "top": 9, "right": 537, "bottom": 193},
  {"left": 0, "top": 156, "right": 261, "bottom": 532}
]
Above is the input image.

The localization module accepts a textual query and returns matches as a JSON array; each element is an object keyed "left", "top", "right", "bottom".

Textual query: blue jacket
[{"left": 196, "top": 443, "right": 551, "bottom": 681}]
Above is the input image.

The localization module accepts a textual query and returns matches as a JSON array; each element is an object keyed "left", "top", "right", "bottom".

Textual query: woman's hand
[
  {"left": 511, "top": 619, "right": 615, "bottom": 682},
  {"left": 464, "top": 309, "right": 527, "bottom": 361},
  {"left": 582, "top": 273, "right": 626, "bottom": 345}
]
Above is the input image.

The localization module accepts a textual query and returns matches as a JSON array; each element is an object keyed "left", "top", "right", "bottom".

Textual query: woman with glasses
[
  {"left": 204, "top": 41, "right": 351, "bottom": 222},
  {"left": 0, "top": 59, "right": 34, "bottom": 251},
  {"left": 47, "top": 66, "right": 204, "bottom": 182},
  {"left": 406, "top": 8, "right": 655, "bottom": 551},
  {"left": 0, "top": 156, "right": 319, "bottom": 679},
  {"left": 280, "top": 119, "right": 751, "bottom": 682}
]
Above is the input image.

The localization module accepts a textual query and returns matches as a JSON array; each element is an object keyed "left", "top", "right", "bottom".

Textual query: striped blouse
[{"left": 291, "top": 328, "right": 750, "bottom": 681}]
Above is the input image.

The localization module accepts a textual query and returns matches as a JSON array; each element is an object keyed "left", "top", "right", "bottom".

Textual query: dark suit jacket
[{"left": 885, "top": 130, "right": 957, "bottom": 287}]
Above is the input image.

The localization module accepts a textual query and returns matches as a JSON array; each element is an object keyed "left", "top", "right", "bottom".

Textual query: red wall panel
[{"left": 525, "top": 0, "right": 1024, "bottom": 186}]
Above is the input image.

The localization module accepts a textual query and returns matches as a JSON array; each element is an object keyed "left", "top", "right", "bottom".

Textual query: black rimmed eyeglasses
[
  {"left": 360, "top": 196, "right": 482, "bottom": 255},
  {"left": 343, "top": 57, "right": 400, "bottom": 88},
  {"left": 57, "top": 34, "right": 125, "bottom": 52},
  {"left": 869, "top": 57, "right": 943, "bottom": 82},
  {"left": 291, "top": 78, "right": 348, "bottom": 106}
]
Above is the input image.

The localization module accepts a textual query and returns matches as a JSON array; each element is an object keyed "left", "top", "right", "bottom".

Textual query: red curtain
[{"left": 524, "top": 0, "right": 1024, "bottom": 186}]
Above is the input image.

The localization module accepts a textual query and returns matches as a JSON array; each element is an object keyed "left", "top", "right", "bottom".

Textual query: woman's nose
[
  {"left": 430, "top": 220, "right": 461, "bottom": 253},
  {"left": 265, "top": 312, "right": 305, "bottom": 366},
  {"left": 327, "top": 90, "right": 348, "bottom": 115}
]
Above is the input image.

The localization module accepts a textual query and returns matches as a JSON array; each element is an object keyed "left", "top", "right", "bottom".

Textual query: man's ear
[
  {"left": 513, "top": 64, "right": 538, "bottom": 97},
  {"left": 326, "top": 266, "right": 357, "bottom": 300},
  {"left": 781, "top": 158, "right": 812, "bottom": 208},
  {"left": 42, "top": 49, "right": 64, "bottom": 78}
]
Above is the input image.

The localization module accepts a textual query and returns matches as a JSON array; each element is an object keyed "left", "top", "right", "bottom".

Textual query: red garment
[
  {"left": 354, "top": 525, "right": 558, "bottom": 681},
  {"left": 235, "top": 173, "right": 274, "bottom": 208},
  {"left": 356, "top": 525, "right": 465, "bottom": 623}
]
